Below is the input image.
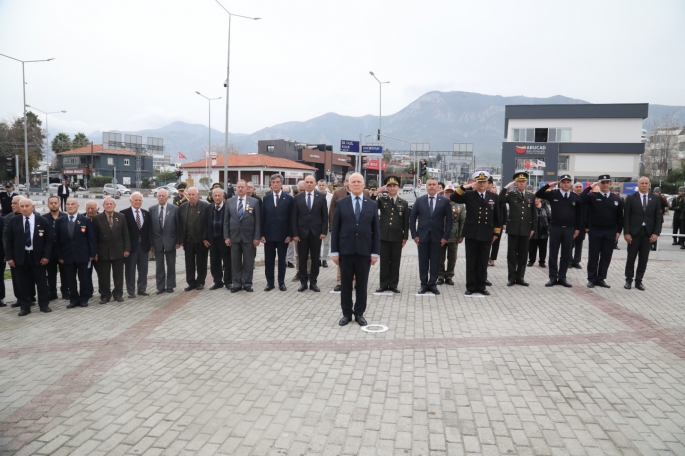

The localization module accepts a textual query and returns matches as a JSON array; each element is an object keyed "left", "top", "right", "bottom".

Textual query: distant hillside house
[
  {"left": 179, "top": 154, "right": 317, "bottom": 188},
  {"left": 57, "top": 144, "right": 153, "bottom": 187}
]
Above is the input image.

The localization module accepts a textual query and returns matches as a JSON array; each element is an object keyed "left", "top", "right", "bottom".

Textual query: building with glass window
[
  {"left": 57, "top": 144, "right": 153, "bottom": 187},
  {"left": 502, "top": 104, "right": 648, "bottom": 189}
]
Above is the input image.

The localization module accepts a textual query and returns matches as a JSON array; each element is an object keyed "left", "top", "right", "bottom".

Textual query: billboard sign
[
  {"left": 362, "top": 145, "right": 382, "bottom": 154},
  {"left": 340, "top": 140, "right": 359, "bottom": 153}
]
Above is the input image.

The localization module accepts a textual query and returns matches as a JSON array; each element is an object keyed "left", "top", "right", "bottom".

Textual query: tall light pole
[
  {"left": 216, "top": 1, "right": 260, "bottom": 186},
  {"left": 25, "top": 105, "right": 66, "bottom": 189},
  {"left": 379, "top": 134, "right": 418, "bottom": 187},
  {"left": 196, "top": 91, "right": 221, "bottom": 182},
  {"left": 369, "top": 71, "right": 389, "bottom": 185},
  {"left": 0, "top": 53, "right": 54, "bottom": 193}
]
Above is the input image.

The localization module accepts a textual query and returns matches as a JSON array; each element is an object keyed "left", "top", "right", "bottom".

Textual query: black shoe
[
  {"left": 545, "top": 280, "right": 556, "bottom": 287},
  {"left": 485, "top": 280, "right": 492, "bottom": 287},
  {"left": 430, "top": 286, "right": 440, "bottom": 295},
  {"left": 464, "top": 290, "right": 473, "bottom": 296},
  {"left": 230, "top": 287, "right": 241, "bottom": 293},
  {"left": 539, "top": 262, "right": 546, "bottom": 268},
  {"left": 10, "top": 303, "right": 20, "bottom": 308},
  {"left": 18, "top": 310, "right": 31, "bottom": 317},
  {"left": 527, "top": 262, "right": 534, "bottom": 267},
  {"left": 444, "top": 279, "right": 454, "bottom": 286},
  {"left": 279, "top": 284, "right": 287, "bottom": 291},
  {"left": 298, "top": 284, "right": 308, "bottom": 292},
  {"left": 48, "top": 294, "right": 59, "bottom": 301},
  {"left": 138, "top": 292, "right": 150, "bottom": 296},
  {"left": 479, "top": 290, "right": 490, "bottom": 296},
  {"left": 310, "top": 284, "right": 321, "bottom": 292},
  {"left": 196, "top": 285, "right": 204, "bottom": 291},
  {"left": 681, "top": 245, "right": 685, "bottom": 250},
  {"left": 516, "top": 280, "right": 529, "bottom": 287},
  {"left": 557, "top": 279, "right": 572, "bottom": 288},
  {"left": 391, "top": 288, "right": 401, "bottom": 293},
  {"left": 41, "top": 307, "right": 52, "bottom": 313},
  {"left": 597, "top": 280, "right": 611, "bottom": 288},
  {"left": 209, "top": 283, "right": 224, "bottom": 290},
  {"left": 167, "top": 288, "right": 174, "bottom": 293},
  {"left": 322, "top": 261, "right": 328, "bottom": 268},
  {"left": 243, "top": 286, "right": 253, "bottom": 292},
  {"left": 587, "top": 281, "right": 595, "bottom": 288},
  {"left": 571, "top": 264, "right": 582, "bottom": 269},
  {"left": 672, "top": 241, "right": 679, "bottom": 245},
  {"left": 287, "top": 261, "right": 295, "bottom": 268},
  {"left": 333, "top": 285, "right": 342, "bottom": 292},
  {"left": 635, "top": 282, "right": 645, "bottom": 291},
  {"left": 291, "top": 274, "right": 300, "bottom": 282},
  {"left": 507, "top": 280, "right": 516, "bottom": 287},
  {"left": 184, "top": 286, "right": 195, "bottom": 292},
  {"left": 67, "top": 303, "right": 78, "bottom": 309},
  {"left": 114, "top": 297, "right": 124, "bottom": 302},
  {"left": 264, "top": 284, "right": 275, "bottom": 292},
  {"left": 376, "top": 287, "right": 386, "bottom": 293},
  {"left": 417, "top": 287, "right": 427, "bottom": 294},
  {"left": 437, "top": 279, "right": 444, "bottom": 285},
  {"left": 355, "top": 315, "right": 367, "bottom": 326},
  {"left": 624, "top": 280, "right": 632, "bottom": 290},
  {"left": 128, "top": 294, "right": 136, "bottom": 299},
  {"left": 339, "top": 315, "right": 351, "bottom": 326},
  {"left": 0, "top": 300, "right": 6, "bottom": 307},
  {"left": 100, "top": 298, "right": 110, "bottom": 304},
  {"left": 81, "top": 303, "right": 88, "bottom": 307}
]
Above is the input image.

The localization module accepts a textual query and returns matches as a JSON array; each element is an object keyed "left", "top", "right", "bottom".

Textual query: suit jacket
[
  {"left": 224, "top": 195, "right": 261, "bottom": 243},
  {"left": 57, "top": 185, "right": 70, "bottom": 198},
  {"left": 623, "top": 192, "right": 663, "bottom": 237},
  {"left": 409, "top": 194, "right": 453, "bottom": 243},
  {"left": 499, "top": 189, "right": 537, "bottom": 236},
  {"left": 0, "top": 216, "right": 5, "bottom": 261},
  {"left": 0, "top": 192, "right": 14, "bottom": 216},
  {"left": 450, "top": 188, "right": 502, "bottom": 241},
  {"left": 261, "top": 191, "right": 294, "bottom": 242},
  {"left": 331, "top": 194, "right": 380, "bottom": 257},
  {"left": 148, "top": 203, "right": 179, "bottom": 251},
  {"left": 329, "top": 187, "right": 370, "bottom": 230},
  {"left": 42, "top": 211, "right": 66, "bottom": 259},
  {"left": 56, "top": 214, "right": 96, "bottom": 264},
  {"left": 178, "top": 200, "right": 209, "bottom": 243},
  {"left": 5, "top": 213, "right": 53, "bottom": 265},
  {"left": 92, "top": 211, "right": 131, "bottom": 260},
  {"left": 291, "top": 190, "right": 328, "bottom": 238},
  {"left": 120, "top": 207, "right": 151, "bottom": 253}
]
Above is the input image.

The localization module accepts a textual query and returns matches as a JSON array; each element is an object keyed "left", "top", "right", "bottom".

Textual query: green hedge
[{"left": 89, "top": 176, "right": 113, "bottom": 187}]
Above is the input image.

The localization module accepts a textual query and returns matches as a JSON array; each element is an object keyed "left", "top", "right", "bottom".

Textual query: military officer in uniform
[
  {"left": 173, "top": 183, "right": 188, "bottom": 206},
  {"left": 206, "top": 182, "right": 223, "bottom": 203},
  {"left": 376, "top": 176, "right": 409, "bottom": 293},
  {"left": 450, "top": 171, "right": 502, "bottom": 295},
  {"left": 437, "top": 185, "right": 465, "bottom": 285},
  {"left": 500, "top": 172, "right": 537, "bottom": 286}
]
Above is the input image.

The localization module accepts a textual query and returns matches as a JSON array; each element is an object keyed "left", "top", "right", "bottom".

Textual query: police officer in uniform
[
  {"left": 450, "top": 171, "right": 502, "bottom": 296},
  {"left": 173, "top": 183, "right": 188, "bottom": 206},
  {"left": 580, "top": 175, "right": 624, "bottom": 288},
  {"left": 206, "top": 182, "right": 223, "bottom": 203},
  {"left": 500, "top": 172, "right": 537, "bottom": 286},
  {"left": 535, "top": 174, "right": 582, "bottom": 287},
  {"left": 375, "top": 176, "right": 409, "bottom": 293}
]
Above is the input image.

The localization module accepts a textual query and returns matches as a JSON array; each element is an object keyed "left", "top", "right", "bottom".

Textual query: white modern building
[{"left": 502, "top": 104, "right": 648, "bottom": 189}]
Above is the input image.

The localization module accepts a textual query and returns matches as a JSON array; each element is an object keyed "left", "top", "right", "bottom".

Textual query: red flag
[{"left": 178, "top": 152, "right": 187, "bottom": 159}]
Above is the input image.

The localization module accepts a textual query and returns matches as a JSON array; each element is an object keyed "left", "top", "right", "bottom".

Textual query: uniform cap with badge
[
  {"left": 472, "top": 171, "right": 491, "bottom": 182},
  {"left": 598, "top": 174, "right": 611, "bottom": 182},
  {"left": 177, "top": 183, "right": 187, "bottom": 190},
  {"left": 513, "top": 172, "right": 529, "bottom": 181},
  {"left": 558, "top": 174, "right": 572, "bottom": 182},
  {"left": 383, "top": 176, "right": 400, "bottom": 186}
]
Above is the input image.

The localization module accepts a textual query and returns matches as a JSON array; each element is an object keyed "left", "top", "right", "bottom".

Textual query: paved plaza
[{"left": 1, "top": 239, "right": 685, "bottom": 455}]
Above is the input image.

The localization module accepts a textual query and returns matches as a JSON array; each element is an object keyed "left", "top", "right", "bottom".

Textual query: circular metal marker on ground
[{"left": 361, "top": 324, "right": 389, "bottom": 333}]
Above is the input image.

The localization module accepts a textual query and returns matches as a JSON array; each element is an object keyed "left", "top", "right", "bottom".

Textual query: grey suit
[
  {"left": 149, "top": 203, "right": 179, "bottom": 292},
  {"left": 224, "top": 195, "right": 261, "bottom": 289}
]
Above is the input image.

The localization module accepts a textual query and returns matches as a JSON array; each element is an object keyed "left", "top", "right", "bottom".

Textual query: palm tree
[
  {"left": 72, "top": 132, "right": 89, "bottom": 148},
  {"left": 52, "top": 133, "right": 71, "bottom": 153}
]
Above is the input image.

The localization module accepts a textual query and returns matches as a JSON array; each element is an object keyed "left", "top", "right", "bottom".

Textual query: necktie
[
  {"left": 158, "top": 206, "right": 164, "bottom": 230},
  {"left": 354, "top": 197, "right": 361, "bottom": 221},
  {"left": 238, "top": 199, "right": 244, "bottom": 217},
  {"left": 429, "top": 197, "right": 434, "bottom": 215},
  {"left": 643, "top": 195, "right": 647, "bottom": 210},
  {"left": 307, "top": 193, "right": 312, "bottom": 212},
  {"left": 24, "top": 217, "right": 31, "bottom": 248},
  {"left": 136, "top": 210, "right": 141, "bottom": 230},
  {"left": 391, "top": 198, "right": 395, "bottom": 209},
  {"left": 481, "top": 193, "right": 485, "bottom": 200},
  {"left": 108, "top": 214, "right": 113, "bottom": 228},
  {"left": 275, "top": 194, "right": 278, "bottom": 207},
  {"left": 564, "top": 192, "right": 567, "bottom": 199},
  {"left": 68, "top": 215, "right": 75, "bottom": 238},
  {"left": 69, "top": 215, "right": 75, "bottom": 224}
]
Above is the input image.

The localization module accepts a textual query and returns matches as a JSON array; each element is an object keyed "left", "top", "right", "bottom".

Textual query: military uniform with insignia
[
  {"left": 450, "top": 171, "right": 502, "bottom": 295},
  {"left": 438, "top": 185, "right": 465, "bottom": 284},
  {"left": 377, "top": 177, "right": 409, "bottom": 292},
  {"left": 173, "top": 183, "right": 188, "bottom": 207},
  {"left": 671, "top": 187, "right": 684, "bottom": 245},
  {"left": 499, "top": 172, "right": 538, "bottom": 286}
]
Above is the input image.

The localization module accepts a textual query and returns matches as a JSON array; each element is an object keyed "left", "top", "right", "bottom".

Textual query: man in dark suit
[
  {"left": 5, "top": 198, "right": 53, "bottom": 316},
  {"left": 43, "top": 195, "right": 69, "bottom": 300},
  {"left": 410, "top": 178, "right": 453, "bottom": 294},
  {"left": 57, "top": 179, "right": 70, "bottom": 211},
  {"left": 0, "top": 183, "right": 17, "bottom": 215},
  {"left": 261, "top": 174, "right": 293, "bottom": 291},
  {"left": 121, "top": 192, "right": 151, "bottom": 298},
  {"left": 56, "top": 198, "right": 96, "bottom": 308},
  {"left": 149, "top": 189, "right": 180, "bottom": 294},
  {"left": 203, "top": 187, "right": 232, "bottom": 290},
  {"left": 0, "top": 215, "right": 5, "bottom": 306},
  {"left": 569, "top": 182, "right": 588, "bottom": 269},
  {"left": 331, "top": 172, "right": 380, "bottom": 327},
  {"left": 93, "top": 197, "right": 131, "bottom": 303},
  {"left": 224, "top": 180, "right": 261, "bottom": 292},
  {"left": 623, "top": 177, "right": 662, "bottom": 290},
  {"left": 179, "top": 187, "right": 209, "bottom": 291},
  {"left": 450, "top": 171, "right": 502, "bottom": 295},
  {"left": 83, "top": 200, "right": 99, "bottom": 299},
  {"left": 291, "top": 175, "right": 328, "bottom": 292}
]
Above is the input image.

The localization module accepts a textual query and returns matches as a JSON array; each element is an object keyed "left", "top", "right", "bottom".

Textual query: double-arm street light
[
  {"left": 369, "top": 71, "right": 389, "bottom": 185},
  {"left": 195, "top": 91, "right": 221, "bottom": 165},
  {"left": 215, "top": 0, "right": 260, "bottom": 185},
  {"left": 25, "top": 105, "right": 66, "bottom": 189}
]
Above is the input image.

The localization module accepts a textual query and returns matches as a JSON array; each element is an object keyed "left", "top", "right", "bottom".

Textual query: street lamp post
[
  {"left": 195, "top": 92, "right": 221, "bottom": 183},
  {"left": 0, "top": 54, "right": 54, "bottom": 194},
  {"left": 215, "top": 1, "right": 260, "bottom": 186},
  {"left": 369, "top": 71, "right": 389, "bottom": 185},
  {"left": 379, "top": 134, "right": 419, "bottom": 187},
  {"left": 25, "top": 105, "right": 66, "bottom": 190}
]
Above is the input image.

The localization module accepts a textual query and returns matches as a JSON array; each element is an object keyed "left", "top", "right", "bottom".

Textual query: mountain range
[{"left": 87, "top": 91, "right": 685, "bottom": 166}]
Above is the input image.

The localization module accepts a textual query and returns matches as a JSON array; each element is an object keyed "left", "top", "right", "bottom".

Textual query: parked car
[
  {"left": 103, "top": 183, "right": 131, "bottom": 197},
  {"left": 152, "top": 185, "right": 179, "bottom": 197},
  {"left": 48, "top": 183, "right": 61, "bottom": 193}
]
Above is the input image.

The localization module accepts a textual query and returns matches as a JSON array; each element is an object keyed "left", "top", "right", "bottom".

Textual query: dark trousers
[
  {"left": 570, "top": 237, "right": 584, "bottom": 266},
  {"left": 681, "top": 219, "right": 685, "bottom": 245},
  {"left": 489, "top": 236, "right": 501, "bottom": 261},
  {"left": 548, "top": 226, "right": 574, "bottom": 281},
  {"left": 125, "top": 248, "right": 149, "bottom": 295},
  {"left": 184, "top": 240, "right": 208, "bottom": 287},
  {"left": 465, "top": 238, "right": 490, "bottom": 292},
  {"left": 14, "top": 252, "right": 50, "bottom": 312},
  {"left": 418, "top": 241, "right": 442, "bottom": 287},
  {"left": 85, "top": 262, "right": 94, "bottom": 298},
  {"left": 673, "top": 213, "right": 681, "bottom": 243},
  {"left": 297, "top": 233, "right": 321, "bottom": 285},
  {"left": 209, "top": 238, "right": 232, "bottom": 286},
  {"left": 380, "top": 240, "right": 403, "bottom": 289},
  {"left": 46, "top": 258, "right": 69, "bottom": 298},
  {"left": 96, "top": 258, "right": 124, "bottom": 300},
  {"left": 529, "top": 238, "right": 548, "bottom": 264},
  {"left": 625, "top": 227, "right": 651, "bottom": 283},
  {"left": 587, "top": 229, "right": 616, "bottom": 283},
  {"left": 264, "top": 241, "right": 287, "bottom": 286},
  {"left": 63, "top": 262, "right": 90, "bottom": 305},
  {"left": 59, "top": 196, "right": 68, "bottom": 211},
  {"left": 438, "top": 242, "right": 458, "bottom": 280},
  {"left": 339, "top": 254, "right": 370, "bottom": 317},
  {"left": 507, "top": 234, "right": 530, "bottom": 282},
  {"left": 0, "top": 261, "right": 5, "bottom": 300}
]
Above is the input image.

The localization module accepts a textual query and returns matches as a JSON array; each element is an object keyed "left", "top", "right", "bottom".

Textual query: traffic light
[
  {"left": 419, "top": 160, "right": 426, "bottom": 175},
  {"left": 176, "top": 170, "right": 182, "bottom": 179},
  {"left": 5, "top": 157, "right": 15, "bottom": 177},
  {"left": 377, "top": 128, "right": 380, "bottom": 141}
]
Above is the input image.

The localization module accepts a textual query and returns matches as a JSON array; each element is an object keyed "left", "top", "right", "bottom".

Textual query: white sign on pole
[{"left": 285, "top": 171, "right": 303, "bottom": 179}]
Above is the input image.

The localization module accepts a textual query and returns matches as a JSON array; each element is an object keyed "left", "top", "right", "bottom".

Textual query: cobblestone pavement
[{"left": 1, "top": 241, "right": 685, "bottom": 456}]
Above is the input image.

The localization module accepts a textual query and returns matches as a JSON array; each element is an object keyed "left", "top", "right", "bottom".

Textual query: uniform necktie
[
  {"left": 564, "top": 192, "right": 568, "bottom": 199},
  {"left": 136, "top": 210, "right": 141, "bottom": 230},
  {"left": 643, "top": 194, "right": 647, "bottom": 210},
  {"left": 307, "top": 193, "right": 312, "bottom": 212},
  {"left": 238, "top": 199, "right": 244, "bottom": 217},
  {"left": 429, "top": 196, "right": 434, "bottom": 215},
  {"left": 354, "top": 196, "right": 361, "bottom": 221},
  {"left": 69, "top": 215, "right": 75, "bottom": 238},
  {"left": 158, "top": 206, "right": 164, "bottom": 229},
  {"left": 108, "top": 214, "right": 113, "bottom": 228},
  {"left": 24, "top": 217, "right": 31, "bottom": 248},
  {"left": 481, "top": 193, "right": 485, "bottom": 200}
]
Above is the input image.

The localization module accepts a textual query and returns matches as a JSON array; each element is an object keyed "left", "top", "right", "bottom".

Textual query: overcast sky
[{"left": 1, "top": 0, "right": 684, "bottom": 139}]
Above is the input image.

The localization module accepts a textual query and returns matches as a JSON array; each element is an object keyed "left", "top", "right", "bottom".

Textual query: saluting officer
[
  {"left": 500, "top": 172, "right": 537, "bottom": 286},
  {"left": 206, "top": 182, "right": 223, "bottom": 203},
  {"left": 450, "top": 171, "right": 502, "bottom": 296},
  {"left": 376, "top": 176, "right": 409, "bottom": 293},
  {"left": 173, "top": 183, "right": 188, "bottom": 206},
  {"left": 535, "top": 174, "right": 582, "bottom": 287}
]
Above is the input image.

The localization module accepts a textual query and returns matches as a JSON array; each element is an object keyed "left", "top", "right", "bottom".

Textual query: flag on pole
[
  {"left": 210, "top": 152, "right": 217, "bottom": 158},
  {"left": 178, "top": 152, "right": 187, "bottom": 160},
  {"left": 537, "top": 160, "right": 546, "bottom": 168}
]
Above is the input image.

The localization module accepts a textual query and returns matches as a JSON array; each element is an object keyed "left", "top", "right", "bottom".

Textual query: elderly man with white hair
[
  {"left": 92, "top": 197, "right": 130, "bottom": 303},
  {"left": 120, "top": 192, "right": 152, "bottom": 298}
]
